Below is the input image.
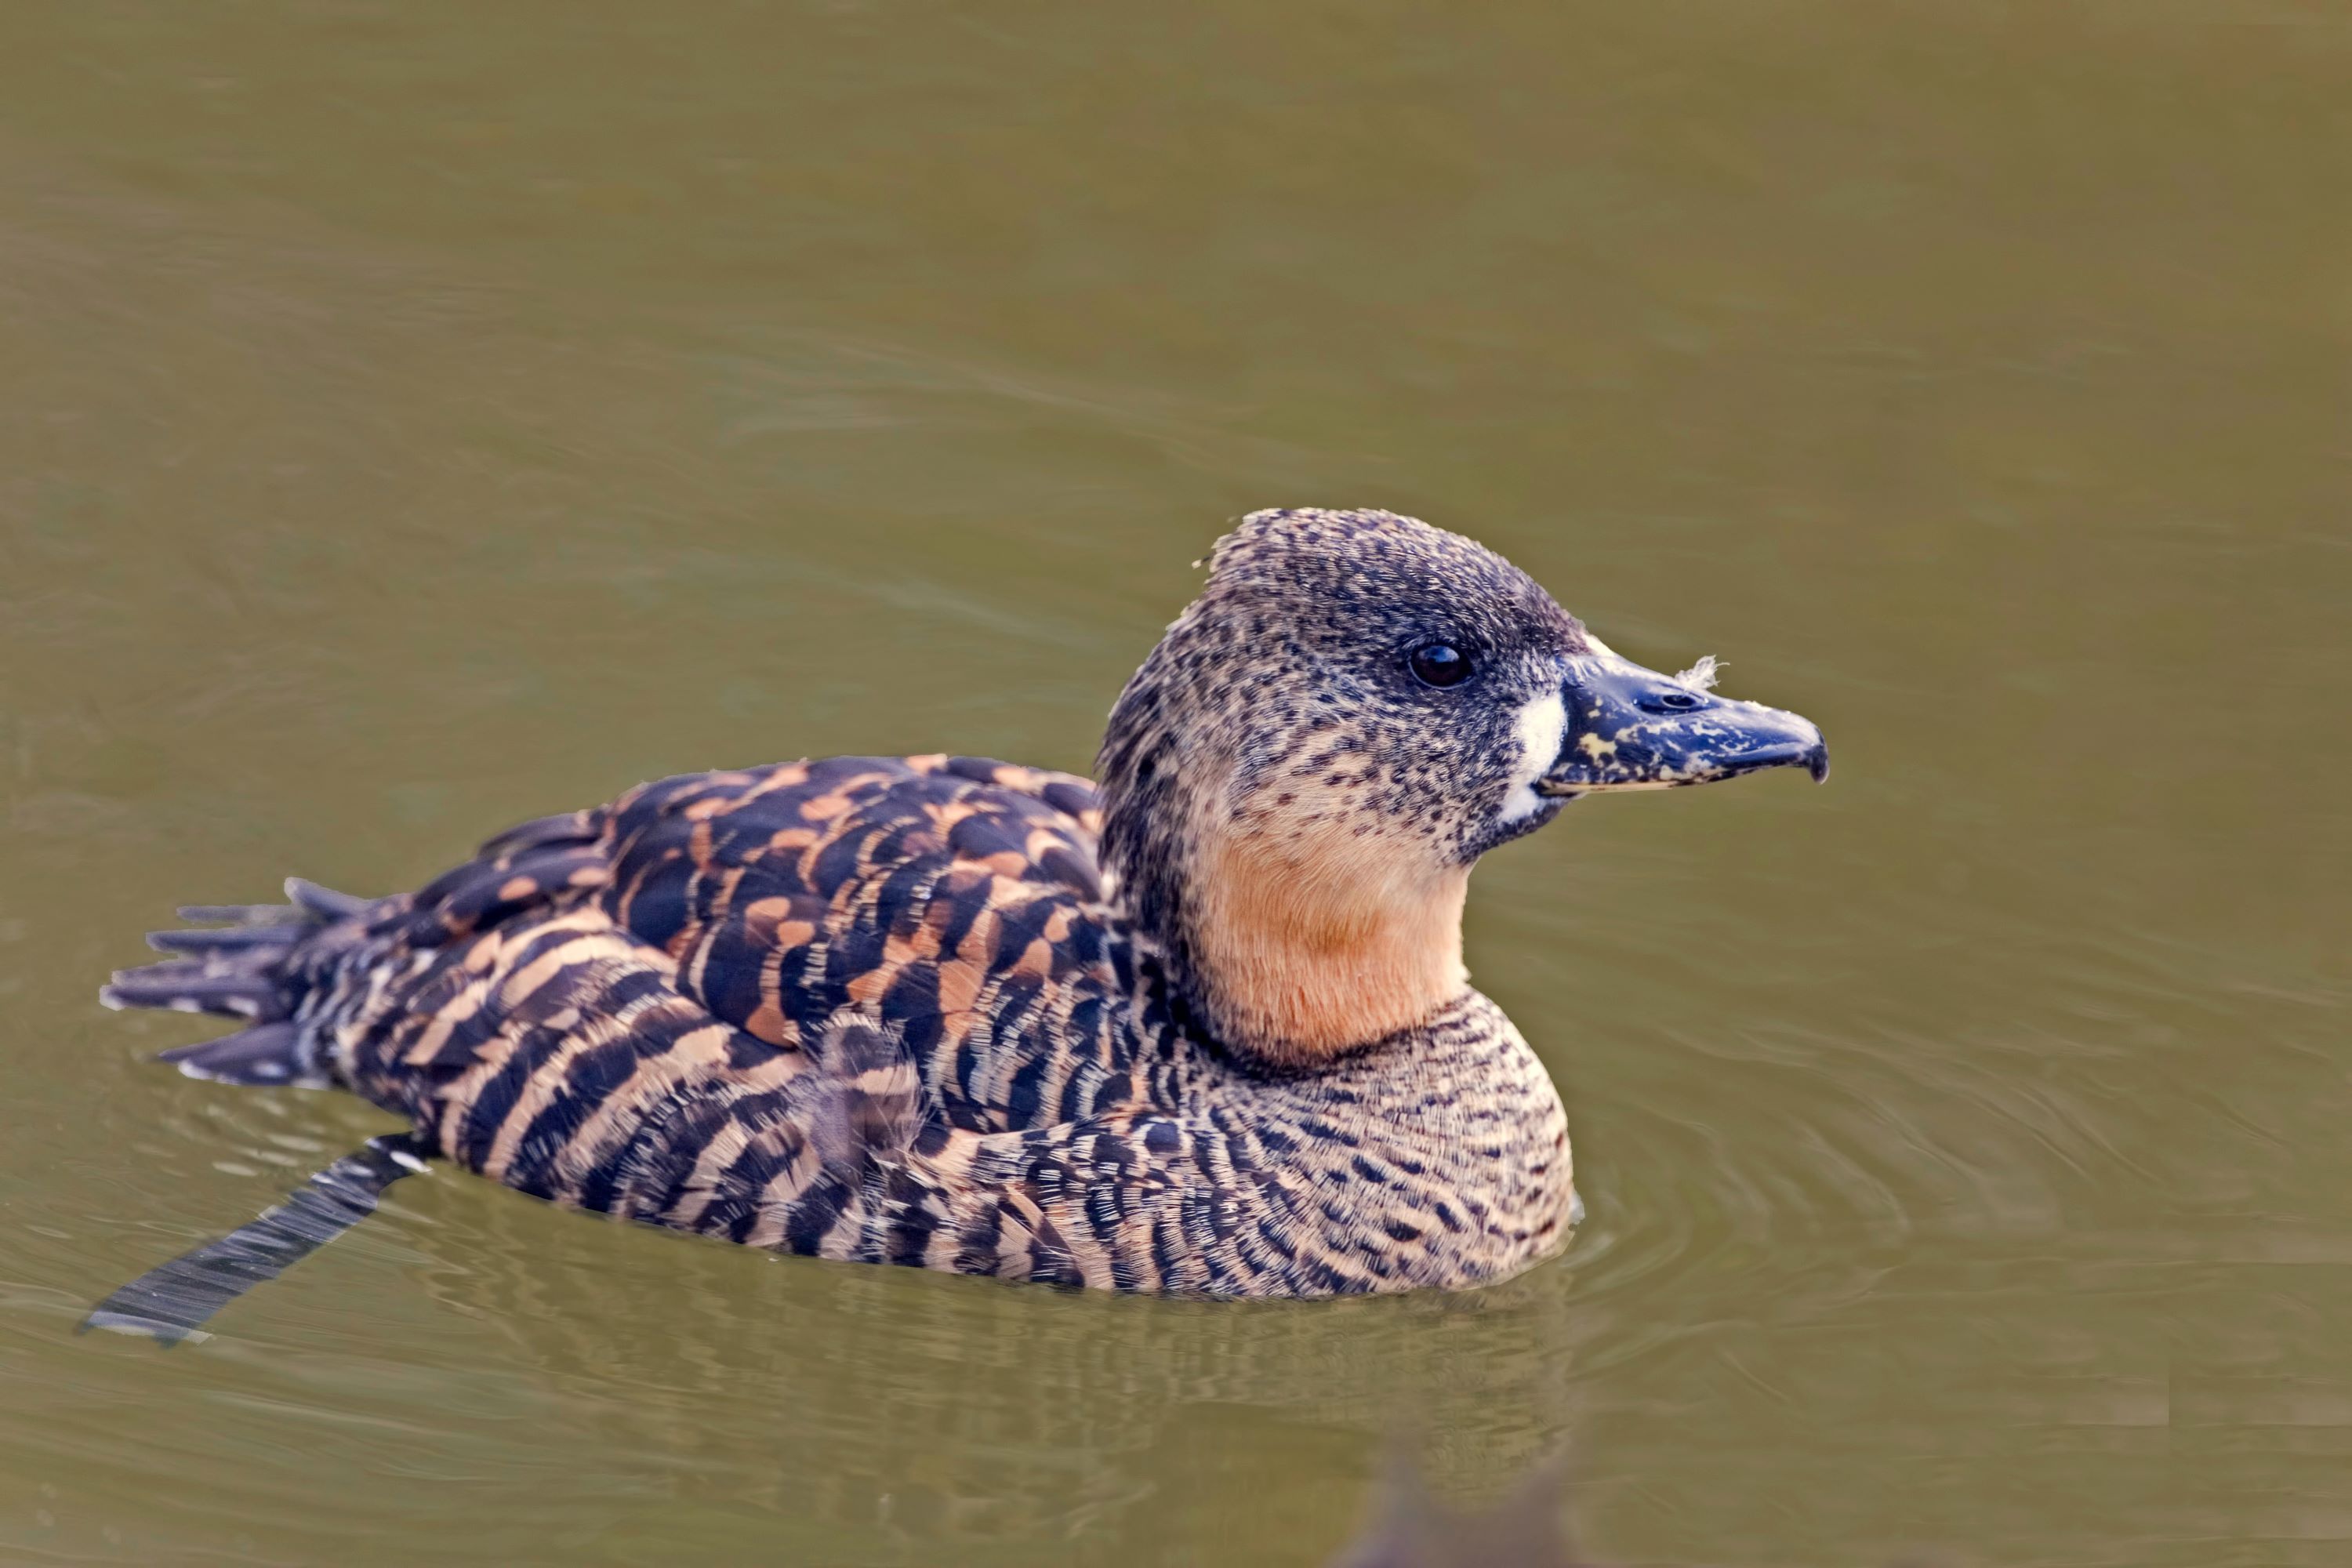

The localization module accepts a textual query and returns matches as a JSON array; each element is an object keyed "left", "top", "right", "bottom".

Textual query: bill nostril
[{"left": 1644, "top": 690, "right": 1705, "bottom": 713}]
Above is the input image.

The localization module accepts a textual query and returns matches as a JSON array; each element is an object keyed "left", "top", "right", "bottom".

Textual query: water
[{"left": 1, "top": 3, "right": 2346, "bottom": 1563}]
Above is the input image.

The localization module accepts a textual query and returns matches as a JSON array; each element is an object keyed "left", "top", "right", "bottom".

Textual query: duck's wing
[
  {"left": 593, "top": 754, "right": 1170, "bottom": 1132},
  {"left": 302, "top": 753, "right": 1129, "bottom": 1131}
]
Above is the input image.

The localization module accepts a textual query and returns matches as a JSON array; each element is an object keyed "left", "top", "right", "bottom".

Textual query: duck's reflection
[
  {"left": 415, "top": 1185, "right": 1589, "bottom": 1559},
  {"left": 1329, "top": 1448, "right": 1581, "bottom": 1566}
]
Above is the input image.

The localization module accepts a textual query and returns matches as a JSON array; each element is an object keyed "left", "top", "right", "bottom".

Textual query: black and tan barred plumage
[{"left": 100, "top": 508, "right": 1828, "bottom": 1311}]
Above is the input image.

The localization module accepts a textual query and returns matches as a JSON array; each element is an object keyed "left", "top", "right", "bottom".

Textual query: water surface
[{"left": 2, "top": 3, "right": 2347, "bottom": 1563}]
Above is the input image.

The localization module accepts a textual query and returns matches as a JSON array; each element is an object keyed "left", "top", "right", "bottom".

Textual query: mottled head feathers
[{"left": 1098, "top": 508, "right": 1590, "bottom": 1066}]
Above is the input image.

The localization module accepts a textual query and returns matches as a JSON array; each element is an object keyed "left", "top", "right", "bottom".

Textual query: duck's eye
[{"left": 1407, "top": 643, "right": 1474, "bottom": 688}]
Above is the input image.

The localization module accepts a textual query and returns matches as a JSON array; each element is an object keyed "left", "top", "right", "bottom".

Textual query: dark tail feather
[
  {"left": 104, "top": 880, "right": 374, "bottom": 1073},
  {"left": 81, "top": 1134, "right": 434, "bottom": 1345},
  {"left": 156, "top": 1022, "right": 322, "bottom": 1087},
  {"left": 146, "top": 924, "right": 307, "bottom": 954},
  {"left": 176, "top": 902, "right": 303, "bottom": 926},
  {"left": 284, "top": 877, "right": 368, "bottom": 920},
  {"left": 100, "top": 969, "right": 287, "bottom": 1021}
]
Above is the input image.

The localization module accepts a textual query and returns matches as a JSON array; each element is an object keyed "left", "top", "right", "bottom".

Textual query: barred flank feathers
[{"left": 805, "top": 1008, "right": 922, "bottom": 1178}]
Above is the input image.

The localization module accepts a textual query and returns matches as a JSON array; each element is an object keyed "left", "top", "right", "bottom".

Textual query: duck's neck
[
  {"left": 1183, "top": 824, "right": 1471, "bottom": 1067},
  {"left": 1099, "top": 716, "right": 1471, "bottom": 1069}
]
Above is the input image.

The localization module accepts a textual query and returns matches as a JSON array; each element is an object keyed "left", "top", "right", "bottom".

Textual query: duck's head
[{"left": 1097, "top": 507, "right": 1827, "bottom": 1069}]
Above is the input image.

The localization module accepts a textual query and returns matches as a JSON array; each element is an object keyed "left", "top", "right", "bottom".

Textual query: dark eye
[{"left": 1407, "top": 643, "right": 1473, "bottom": 688}]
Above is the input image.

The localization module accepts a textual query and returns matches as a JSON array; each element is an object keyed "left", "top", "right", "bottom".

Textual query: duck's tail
[{"left": 99, "top": 878, "right": 371, "bottom": 1087}]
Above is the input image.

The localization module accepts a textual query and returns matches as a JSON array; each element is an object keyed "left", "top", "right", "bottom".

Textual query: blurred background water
[{"left": 1, "top": 2, "right": 2346, "bottom": 1563}]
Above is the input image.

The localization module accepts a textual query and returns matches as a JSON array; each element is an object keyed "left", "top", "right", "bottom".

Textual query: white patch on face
[{"left": 1497, "top": 688, "right": 1567, "bottom": 824}]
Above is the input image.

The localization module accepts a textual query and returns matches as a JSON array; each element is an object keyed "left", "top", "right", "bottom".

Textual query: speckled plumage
[{"left": 103, "top": 508, "right": 1827, "bottom": 1306}]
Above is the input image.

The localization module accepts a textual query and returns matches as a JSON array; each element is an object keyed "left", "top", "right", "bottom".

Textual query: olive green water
[{"left": 1, "top": 3, "right": 2347, "bottom": 1563}]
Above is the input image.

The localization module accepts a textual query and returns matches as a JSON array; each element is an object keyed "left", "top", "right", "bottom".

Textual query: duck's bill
[{"left": 1536, "top": 644, "right": 1828, "bottom": 798}]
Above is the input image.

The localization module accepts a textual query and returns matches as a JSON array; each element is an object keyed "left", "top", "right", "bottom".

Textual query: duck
[{"left": 94, "top": 507, "right": 1825, "bottom": 1327}]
